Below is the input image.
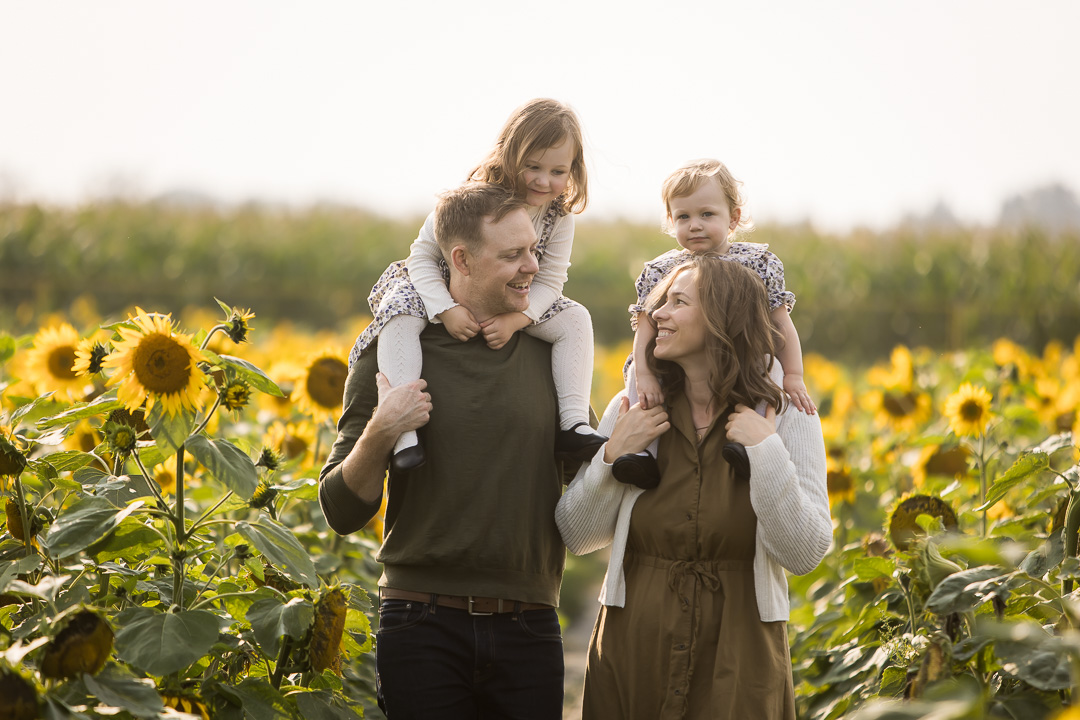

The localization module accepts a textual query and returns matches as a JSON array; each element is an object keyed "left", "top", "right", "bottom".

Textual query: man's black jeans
[{"left": 375, "top": 598, "right": 564, "bottom": 719}]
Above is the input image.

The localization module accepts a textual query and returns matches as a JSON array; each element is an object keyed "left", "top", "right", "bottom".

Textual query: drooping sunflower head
[
  {"left": 249, "top": 479, "right": 278, "bottom": 510},
  {"left": 887, "top": 494, "right": 959, "bottom": 552},
  {"left": 293, "top": 350, "right": 348, "bottom": 423},
  {"left": 72, "top": 337, "right": 111, "bottom": 377},
  {"left": 0, "top": 667, "right": 39, "bottom": 720},
  {"left": 308, "top": 587, "right": 347, "bottom": 675},
  {"left": 255, "top": 446, "right": 283, "bottom": 471},
  {"left": 0, "top": 428, "right": 28, "bottom": 480},
  {"left": 943, "top": 383, "right": 993, "bottom": 438},
  {"left": 102, "top": 309, "right": 206, "bottom": 417},
  {"left": 40, "top": 608, "right": 114, "bottom": 680},
  {"left": 25, "top": 322, "right": 87, "bottom": 401}
]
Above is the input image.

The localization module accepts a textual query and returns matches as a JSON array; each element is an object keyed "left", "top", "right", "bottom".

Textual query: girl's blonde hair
[
  {"left": 645, "top": 255, "right": 785, "bottom": 413},
  {"left": 469, "top": 98, "right": 589, "bottom": 214},
  {"left": 661, "top": 158, "right": 753, "bottom": 237}
]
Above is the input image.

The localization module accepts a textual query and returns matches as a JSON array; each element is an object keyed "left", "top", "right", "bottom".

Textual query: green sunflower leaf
[
  {"left": 37, "top": 392, "right": 122, "bottom": 429},
  {"left": 236, "top": 518, "right": 319, "bottom": 589},
  {"left": 975, "top": 452, "right": 1050, "bottom": 511},
  {"left": 82, "top": 664, "right": 165, "bottom": 718},
  {"left": 203, "top": 350, "right": 284, "bottom": 398},
  {"left": 43, "top": 497, "right": 144, "bottom": 558},
  {"left": 246, "top": 596, "right": 314, "bottom": 655},
  {"left": 186, "top": 435, "right": 259, "bottom": 499},
  {"left": 114, "top": 606, "right": 223, "bottom": 676},
  {"left": 147, "top": 402, "right": 196, "bottom": 454}
]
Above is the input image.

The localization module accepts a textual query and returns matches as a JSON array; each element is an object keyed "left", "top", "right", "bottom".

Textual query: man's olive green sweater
[{"left": 319, "top": 325, "right": 565, "bottom": 606}]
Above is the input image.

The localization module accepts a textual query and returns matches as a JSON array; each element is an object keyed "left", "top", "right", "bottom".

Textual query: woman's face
[{"left": 651, "top": 268, "right": 708, "bottom": 367}]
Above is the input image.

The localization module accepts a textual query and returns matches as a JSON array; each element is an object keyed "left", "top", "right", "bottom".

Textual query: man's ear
[{"left": 450, "top": 245, "right": 470, "bottom": 276}]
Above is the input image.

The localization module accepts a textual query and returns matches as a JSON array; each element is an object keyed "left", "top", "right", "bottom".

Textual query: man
[{"left": 319, "top": 182, "right": 567, "bottom": 718}]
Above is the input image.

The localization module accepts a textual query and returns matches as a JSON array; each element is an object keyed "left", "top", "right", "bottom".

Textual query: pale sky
[{"left": 1, "top": 1, "right": 1077, "bottom": 231}]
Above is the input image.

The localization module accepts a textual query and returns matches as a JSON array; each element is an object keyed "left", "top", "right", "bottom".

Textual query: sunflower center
[
  {"left": 306, "top": 357, "right": 347, "bottom": 409},
  {"left": 132, "top": 333, "right": 193, "bottom": 395},
  {"left": 959, "top": 399, "right": 984, "bottom": 422},
  {"left": 48, "top": 346, "right": 79, "bottom": 380},
  {"left": 883, "top": 391, "right": 917, "bottom": 417}
]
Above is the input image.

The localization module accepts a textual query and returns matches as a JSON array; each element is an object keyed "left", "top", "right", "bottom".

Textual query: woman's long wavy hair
[{"left": 645, "top": 255, "right": 787, "bottom": 413}]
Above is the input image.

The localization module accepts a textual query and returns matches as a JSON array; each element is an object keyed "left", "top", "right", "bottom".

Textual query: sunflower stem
[
  {"left": 978, "top": 430, "right": 989, "bottom": 537},
  {"left": 200, "top": 325, "right": 230, "bottom": 350},
  {"left": 271, "top": 634, "right": 293, "bottom": 690},
  {"left": 12, "top": 473, "right": 34, "bottom": 549},
  {"left": 131, "top": 451, "right": 172, "bottom": 515},
  {"left": 191, "top": 396, "right": 222, "bottom": 437},
  {"left": 188, "top": 491, "right": 234, "bottom": 536},
  {"left": 173, "top": 444, "right": 187, "bottom": 610}
]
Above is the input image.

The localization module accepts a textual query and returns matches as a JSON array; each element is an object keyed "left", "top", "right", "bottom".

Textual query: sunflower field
[{"left": 1, "top": 297, "right": 1080, "bottom": 718}]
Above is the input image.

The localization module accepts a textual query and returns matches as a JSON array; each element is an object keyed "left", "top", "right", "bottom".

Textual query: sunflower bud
[
  {"left": 0, "top": 435, "right": 27, "bottom": 478},
  {"left": 0, "top": 668, "right": 39, "bottom": 720},
  {"left": 249, "top": 480, "right": 278, "bottom": 510},
  {"left": 220, "top": 378, "right": 253, "bottom": 413},
  {"left": 103, "top": 420, "right": 138, "bottom": 457},
  {"left": 40, "top": 609, "right": 114, "bottom": 680},
  {"left": 255, "top": 447, "right": 282, "bottom": 471},
  {"left": 308, "top": 588, "right": 347, "bottom": 674}
]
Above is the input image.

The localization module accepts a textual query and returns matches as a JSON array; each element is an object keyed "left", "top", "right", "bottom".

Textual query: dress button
[
  {"left": 685, "top": 513, "right": 692, "bottom": 521},
  {"left": 677, "top": 644, "right": 686, "bottom": 650},
  {"left": 674, "top": 689, "right": 681, "bottom": 696}
]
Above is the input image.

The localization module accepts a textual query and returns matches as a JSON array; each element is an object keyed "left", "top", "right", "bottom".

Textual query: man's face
[{"left": 463, "top": 208, "right": 539, "bottom": 320}]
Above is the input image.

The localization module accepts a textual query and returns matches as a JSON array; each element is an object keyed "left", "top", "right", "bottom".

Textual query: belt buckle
[{"left": 468, "top": 597, "right": 496, "bottom": 616}]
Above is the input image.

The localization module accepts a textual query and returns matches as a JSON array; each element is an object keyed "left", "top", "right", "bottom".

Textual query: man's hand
[
  {"left": 602, "top": 397, "right": 670, "bottom": 463},
  {"left": 480, "top": 312, "right": 532, "bottom": 350},
  {"left": 436, "top": 305, "right": 481, "bottom": 342},
  {"left": 724, "top": 404, "right": 776, "bottom": 447},
  {"left": 783, "top": 373, "right": 817, "bottom": 414},
  {"left": 372, "top": 373, "right": 432, "bottom": 438}
]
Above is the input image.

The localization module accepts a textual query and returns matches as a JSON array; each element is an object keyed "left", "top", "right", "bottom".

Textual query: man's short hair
[{"left": 434, "top": 182, "right": 528, "bottom": 256}]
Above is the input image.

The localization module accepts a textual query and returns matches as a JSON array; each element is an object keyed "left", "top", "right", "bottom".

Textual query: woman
[{"left": 556, "top": 255, "right": 831, "bottom": 719}]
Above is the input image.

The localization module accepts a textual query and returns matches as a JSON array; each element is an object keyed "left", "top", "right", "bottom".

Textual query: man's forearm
[{"left": 340, "top": 420, "right": 397, "bottom": 504}]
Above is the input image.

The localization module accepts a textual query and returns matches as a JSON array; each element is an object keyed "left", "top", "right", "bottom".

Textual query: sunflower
[
  {"left": 150, "top": 462, "right": 176, "bottom": 495},
  {"left": 867, "top": 345, "right": 915, "bottom": 390},
  {"left": 220, "top": 377, "right": 253, "bottom": 414},
  {"left": 223, "top": 305, "right": 256, "bottom": 345},
  {"left": 0, "top": 668, "right": 38, "bottom": 720},
  {"left": 826, "top": 456, "right": 855, "bottom": 506},
  {"left": 102, "top": 309, "right": 206, "bottom": 417},
  {"left": 25, "top": 323, "right": 86, "bottom": 401},
  {"left": 72, "top": 337, "right": 110, "bottom": 377},
  {"left": 263, "top": 421, "right": 316, "bottom": 466},
  {"left": 912, "top": 444, "right": 971, "bottom": 488},
  {"left": 888, "top": 494, "right": 959, "bottom": 551},
  {"left": 943, "top": 383, "right": 993, "bottom": 438},
  {"left": 866, "top": 388, "right": 933, "bottom": 432},
  {"left": 308, "top": 587, "right": 347, "bottom": 675},
  {"left": 293, "top": 349, "right": 348, "bottom": 422}
]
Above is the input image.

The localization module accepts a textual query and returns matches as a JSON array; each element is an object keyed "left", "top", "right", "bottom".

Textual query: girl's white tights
[
  {"left": 378, "top": 305, "right": 596, "bottom": 458},
  {"left": 625, "top": 361, "right": 660, "bottom": 459},
  {"left": 523, "top": 303, "right": 594, "bottom": 432},
  {"left": 377, "top": 315, "right": 427, "bottom": 456}
]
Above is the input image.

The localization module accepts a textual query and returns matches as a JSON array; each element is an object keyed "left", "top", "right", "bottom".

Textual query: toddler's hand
[
  {"left": 635, "top": 372, "right": 665, "bottom": 410},
  {"left": 480, "top": 312, "right": 531, "bottom": 350},
  {"left": 437, "top": 305, "right": 480, "bottom": 342},
  {"left": 783, "top": 374, "right": 817, "bottom": 414}
]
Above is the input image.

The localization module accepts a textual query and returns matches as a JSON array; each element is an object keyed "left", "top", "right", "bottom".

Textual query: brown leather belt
[{"left": 380, "top": 587, "right": 553, "bottom": 615}]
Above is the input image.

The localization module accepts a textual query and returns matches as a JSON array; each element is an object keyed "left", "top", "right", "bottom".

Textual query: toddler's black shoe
[
  {"left": 722, "top": 442, "right": 751, "bottom": 482},
  {"left": 556, "top": 422, "right": 607, "bottom": 463},
  {"left": 391, "top": 443, "right": 425, "bottom": 472},
  {"left": 612, "top": 453, "right": 661, "bottom": 490}
]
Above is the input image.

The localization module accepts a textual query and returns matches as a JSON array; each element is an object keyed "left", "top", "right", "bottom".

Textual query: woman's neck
[{"left": 682, "top": 373, "right": 715, "bottom": 420}]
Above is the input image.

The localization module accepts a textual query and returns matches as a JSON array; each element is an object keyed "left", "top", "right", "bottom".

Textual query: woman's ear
[{"left": 450, "top": 245, "right": 470, "bottom": 276}]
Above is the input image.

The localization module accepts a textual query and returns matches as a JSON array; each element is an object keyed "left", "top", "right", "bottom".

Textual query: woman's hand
[
  {"left": 725, "top": 404, "right": 776, "bottom": 446},
  {"left": 603, "top": 397, "right": 670, "bottom": 463},
  {"left": 437, "top": 305, "right": 481, "bottom": 341},
  {"left": 480, "top": 312, "right": 532, "bottom": 350},
  {"left": 634, "top": 371, "right": 665, "bottom": 410}
]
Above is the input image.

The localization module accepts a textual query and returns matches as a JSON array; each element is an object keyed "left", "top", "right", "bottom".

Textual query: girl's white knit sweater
[{"left": 555, "top": 363, "right": 832, "bottom": 622}]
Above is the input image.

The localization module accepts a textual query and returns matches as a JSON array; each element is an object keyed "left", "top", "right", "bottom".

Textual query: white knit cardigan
[{"left": 555, "top": 364, "right": 832, "bottom": 622}]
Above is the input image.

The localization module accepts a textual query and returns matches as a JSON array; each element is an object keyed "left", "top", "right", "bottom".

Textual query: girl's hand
[
  {"left": 437, "top": 305, "right": 481, "bottom": 342},
  {"left": 635, "top": 372, "right": 664, "bottom": 410},
  {"left": 725, "top": 404, "right": 776, "bottom": 446},
  {"left": 783, "top": 373, "right": 817, "bottom": 414},
  {"left": 480, "top": 312, "right": 531, "bottom": 350},
  {"left": 603, "top": 397, "right": 670, "bottom": 463}
]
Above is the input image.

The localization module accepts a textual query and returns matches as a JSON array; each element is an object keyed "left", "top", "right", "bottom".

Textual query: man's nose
[{"left": 523, "top": 251, "right": 539, "bottom": 274}]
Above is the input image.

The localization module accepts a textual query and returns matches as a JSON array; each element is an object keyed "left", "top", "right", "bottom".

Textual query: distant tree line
[{"left": 2, "top": 200, "right": 1078, "bottom": 364}]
